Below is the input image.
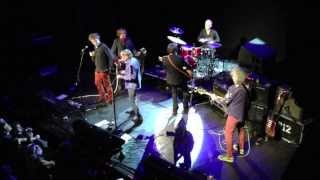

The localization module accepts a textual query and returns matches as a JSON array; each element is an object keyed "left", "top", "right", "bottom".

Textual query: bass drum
[
  {"left": 201, "top": 47, "right": 215, "bottom": 58},
  {"left": 184, "top": 55, "right": 197, "bottom": 69}
]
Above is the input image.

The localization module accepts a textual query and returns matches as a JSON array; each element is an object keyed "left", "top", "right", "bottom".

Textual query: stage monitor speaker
[
  {"left": 72, "top": 120, "right": 125, "bottom": 159},
  {"left": 140, "top": 154, "right": 207, "bottom": 180}
]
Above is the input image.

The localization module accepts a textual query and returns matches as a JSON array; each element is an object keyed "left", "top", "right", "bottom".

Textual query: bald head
[{"left": 205, "top": 19, "right": 212, "bottom": 30}]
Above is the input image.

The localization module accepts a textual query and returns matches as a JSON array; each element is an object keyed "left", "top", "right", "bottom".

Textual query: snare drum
[{"left": 180, "top": 45, "right": 193, "bottom": 58}]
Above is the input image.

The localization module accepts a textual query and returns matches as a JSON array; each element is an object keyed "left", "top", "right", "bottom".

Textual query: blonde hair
[
  {"left": 230, "top": 67, "right": 247, "bottom": 85},
  {"left": 120, "top": 49, "right": 133, "bottom": 58}
]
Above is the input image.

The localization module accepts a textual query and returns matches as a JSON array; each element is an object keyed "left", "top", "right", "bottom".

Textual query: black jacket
[
  {"left": 198, "top": 29, "right": 220, "bottom": 42},
  {"left": 163, "top": 54, "right": 191, "bottom": 86},
  {"left": 92, "top": 43, "right": 115, "bottom": 72},
  {"left": 111, "top": 38, "right": 136, "bottom": 57}
]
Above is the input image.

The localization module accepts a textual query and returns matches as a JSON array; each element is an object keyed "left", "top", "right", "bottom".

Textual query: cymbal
[
  {"left": 169, "top": 26, "right": 184, "bottom": 34},
  {"left": 208, "top": 42, "right": 222, "bottom": 48},
  {"left": 167, "top": 36, "right": 187, "bottom": 45}
]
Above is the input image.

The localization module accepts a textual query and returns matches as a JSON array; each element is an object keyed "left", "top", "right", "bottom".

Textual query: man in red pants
[
  {"left": 88, "top": 33, "right": 116, "bottom": 104},
  {"left": 212, "top": 67, "right": 249, "bottom": 163}
]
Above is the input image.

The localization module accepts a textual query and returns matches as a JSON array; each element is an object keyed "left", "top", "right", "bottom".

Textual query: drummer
[{"left": 198, "top": 19, "right": 220, "bottom": 46}]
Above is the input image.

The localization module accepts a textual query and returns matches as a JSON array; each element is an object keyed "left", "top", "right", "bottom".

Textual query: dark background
[
  {"left": 4, "top": 0, "right": 320, "bottom": 178},
  {"left": 5, "top": 0, "right": 320, "bottom": 111}
]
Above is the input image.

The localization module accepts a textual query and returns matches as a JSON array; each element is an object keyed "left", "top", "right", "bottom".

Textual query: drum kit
[{"left": 167, "top": 26, "right": 223, "bottom": 79}]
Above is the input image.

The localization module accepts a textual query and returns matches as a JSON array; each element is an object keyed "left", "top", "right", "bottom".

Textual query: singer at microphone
[{"left": 88, "top": 32, "right": 116, "bottom": 104}]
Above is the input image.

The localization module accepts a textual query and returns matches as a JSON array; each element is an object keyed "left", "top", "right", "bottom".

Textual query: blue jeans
[{"left": 128, "top": 88, "right": 138, "bottom": 116}]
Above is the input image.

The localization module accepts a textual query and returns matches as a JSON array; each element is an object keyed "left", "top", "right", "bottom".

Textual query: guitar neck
[
  {"left": 196, "top": 89, "right": 223, "bottom": 101},
  {"left": 195, "top": 88, "right": 226, "bottom": 112}
]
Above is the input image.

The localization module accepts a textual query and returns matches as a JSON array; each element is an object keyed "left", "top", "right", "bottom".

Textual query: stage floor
[{"left": 71, "top": 77, "right": 297, "bottom": 180}]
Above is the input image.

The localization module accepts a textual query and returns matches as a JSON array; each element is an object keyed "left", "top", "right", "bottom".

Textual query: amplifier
[
  {"left": 252, "top": 83, "right": 272, "bottom": 107},
  {"left": 277, "top": 114, "right": 304, "bottom": 145},
  {"left": 248, "top": 103, "right": 268, "bottom": 122}
]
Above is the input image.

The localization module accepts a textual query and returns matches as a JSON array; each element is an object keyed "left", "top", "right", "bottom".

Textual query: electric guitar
[
  {"left": 265, "top": 89, "right": 289, "bottom": 138},
  {"left": 113, "top": 47, "right": 146, "bottom": 93},
  {"left": 114, "top": 47, "right": 147, "bottom": 67},
  {"left": 158, "top": 55, "right": 193, "bottom": 79},
  {"left": 193, "top": 87, "right": 227, "bottom": 113}
]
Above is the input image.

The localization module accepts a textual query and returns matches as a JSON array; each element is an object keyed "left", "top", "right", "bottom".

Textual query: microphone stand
[
  {"left": 75, "top": 48, "right": 86, "bottom": 86},
  {"left": 112, "top": 64, "right": 118, "bottom": 133},
  {"left": 110, "top": 62, "right": 122, "bottom": 135},
  {"left": 112, "top": 86, "right": 119, "bottom": 134}
]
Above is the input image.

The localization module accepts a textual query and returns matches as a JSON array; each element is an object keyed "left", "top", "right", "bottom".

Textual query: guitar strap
[
  {"left": 241, "top": 83, "right": 251, "bottom": 121},
  {"left": 167, "top": 55, "right": 191, "bottom": 79}
]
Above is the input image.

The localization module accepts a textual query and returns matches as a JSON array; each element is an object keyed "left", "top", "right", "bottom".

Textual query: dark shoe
[
  {"left": 255, "top": 137, "right": 264, "bottom": 146},
  {"left": 132, "top": 115, "right": 142, "bottom": 124},
  {"left": 133, "top": 115, "right": 139, "bottom": 121},
  {"left": 125, "top": 110, "right": 135, "bottom": 115}
]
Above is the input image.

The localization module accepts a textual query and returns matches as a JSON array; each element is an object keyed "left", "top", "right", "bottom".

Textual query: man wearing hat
[{"left": 160, "top": 43, "right": 192, "bottom": 116}]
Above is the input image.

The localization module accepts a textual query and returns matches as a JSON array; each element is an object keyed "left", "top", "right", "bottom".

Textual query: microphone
[{"left": 81, "top": 45, "right": 88, "bottom": 52}]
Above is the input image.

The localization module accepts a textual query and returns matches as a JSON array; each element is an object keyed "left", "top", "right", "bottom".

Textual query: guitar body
[
  {"left": 112, "top": 47, "right": 147, "bottom": 93},
  {"left": 185, "top": 69, "right": 193, "bottom": 80},
  {"left": 193, "top": 87, "right": 227, "bottom": 113},
  {"left": 265, "top": 87, "right": 289, "bottom": 139}
]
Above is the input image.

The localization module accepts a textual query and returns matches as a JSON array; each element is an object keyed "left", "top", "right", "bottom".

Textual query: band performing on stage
[
  {"left": 82, "top": 17, "right": 289, "bottom": 168},
  {"left": 85, "top": 18, "right": 249, "bottom": 163},
  {"left": 7, "top": 2, "right": 313, "bottom": 179}
]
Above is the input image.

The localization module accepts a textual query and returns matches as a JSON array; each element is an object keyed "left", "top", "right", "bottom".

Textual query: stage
[{"left": 69, "top": 76, "right": 297, "bottom": 180}]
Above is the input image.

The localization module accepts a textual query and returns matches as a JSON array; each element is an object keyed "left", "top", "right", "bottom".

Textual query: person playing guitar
[
  {"left": 194, "top": 67, "right": 249, "bottom": 163},
  {"left": 111, "top": 28, "right": 147, "bottom": 91},
  {"left": 159, "top": 43, "right": 192, "bottom": 116}
]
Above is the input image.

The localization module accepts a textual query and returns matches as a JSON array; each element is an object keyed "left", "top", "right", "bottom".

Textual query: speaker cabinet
[
  {"left": 140, "top": 154, "right": 207, "bottom": 180},
  {"left": 252, "top": 83, "right": 272, "bottom": 107},
  {"left": 248, "top": 103, "right": 268, "bottom": 122}
]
